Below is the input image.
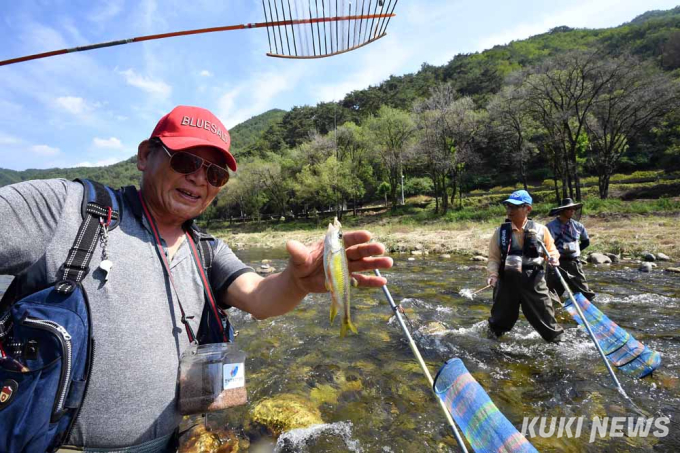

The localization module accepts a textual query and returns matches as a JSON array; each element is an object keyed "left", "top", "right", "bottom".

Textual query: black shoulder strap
[
  {"left": 55, "top": 180, "right": 120, "bottom": 294},
  {"left": 186, "top": 231, "right": 232, "bottom": 343},
  {"left": 499, "top": 222, "right": 513, "bottom": 262},
  {"left": 197, "top": 234, "right": 216, "bottom": 271}
]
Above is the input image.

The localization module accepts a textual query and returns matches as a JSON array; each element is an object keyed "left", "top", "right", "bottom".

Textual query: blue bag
[{"left": 0, "top": 179, "right": 121, "bottom": 453}]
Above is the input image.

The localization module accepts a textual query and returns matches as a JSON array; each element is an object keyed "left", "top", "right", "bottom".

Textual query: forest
[{"left": 2, "top": 7, "right": 679, "bottom": 222}]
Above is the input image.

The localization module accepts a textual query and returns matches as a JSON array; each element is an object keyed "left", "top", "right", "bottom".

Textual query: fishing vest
[
  {"left": 548, "top": 219, "right": 582, "bottom": 259},
  {"left": 498, "top": 220, "right": 543, "bottom": 276}
]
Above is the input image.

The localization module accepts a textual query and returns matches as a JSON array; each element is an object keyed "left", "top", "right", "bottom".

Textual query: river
[{"left": 1, "top": 252, "right": 678, "bottom": 452}]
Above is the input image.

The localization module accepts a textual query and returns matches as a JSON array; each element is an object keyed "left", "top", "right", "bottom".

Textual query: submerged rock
[
  {"left": 179, "top": 424, "right": 242, "bottom": 453},
  {"left": 421, "top": 321, "right": 448, "bottom": 336},
  {"left": 250, "top": 394, "right": 324, "bottom": 436},
  {"left": 664, "top": 267, "right": 680, "bottom": 274}
]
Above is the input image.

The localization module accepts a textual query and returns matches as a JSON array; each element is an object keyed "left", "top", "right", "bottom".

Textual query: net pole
[
  {"left": 538, "top": 242, "right": 627, "bottom": 397},
  {"left": 374, "top": 269, "right": 469, "bottom": 453},
  {"left": 0, "top": 14, "right": 394, "bottom": 66}
]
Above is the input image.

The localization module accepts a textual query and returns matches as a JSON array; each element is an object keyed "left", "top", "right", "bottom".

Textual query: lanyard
[{"left": 138, "top": 192, "right": 197, "bottom": 344}]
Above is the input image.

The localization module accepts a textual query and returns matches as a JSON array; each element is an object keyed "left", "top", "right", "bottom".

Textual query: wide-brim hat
[
  {"left": 149, "top": 105, "right": 237, "bottom": 172},
  {"left": 549, "top": 198, "right": 583, "bottom": 216}
]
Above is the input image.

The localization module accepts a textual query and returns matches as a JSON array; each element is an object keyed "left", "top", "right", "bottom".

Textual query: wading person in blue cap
[
  {"left": 486, "top": 190, "right": 564, "bottom": 342},
  {"left": 546, "top": 198, "right": 596, "bottom": 301}
]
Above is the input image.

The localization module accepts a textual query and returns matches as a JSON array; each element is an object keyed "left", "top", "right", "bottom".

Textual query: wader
[
  {"left": 488, "top": 221, "right": 564, "bottom": 342},
  {"left": 547, "top": 258, "right": 596, "bottom": 301}
]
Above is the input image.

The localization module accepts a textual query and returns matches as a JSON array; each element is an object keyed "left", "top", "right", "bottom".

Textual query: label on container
[{"left": 223, "top": 362, "right": 245, "bottom": 390}]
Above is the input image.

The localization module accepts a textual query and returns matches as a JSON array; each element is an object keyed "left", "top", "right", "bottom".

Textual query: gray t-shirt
[{"left": 0, "top": 179, "right": 253, "bottom": 448}]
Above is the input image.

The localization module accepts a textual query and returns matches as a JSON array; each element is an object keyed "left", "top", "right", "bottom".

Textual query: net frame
[
  {"left": 263, "top": 0, "right": 398, "bottom": 59},
  {"left": 0, "top": 1, "right": 397, "bottom": 66}
]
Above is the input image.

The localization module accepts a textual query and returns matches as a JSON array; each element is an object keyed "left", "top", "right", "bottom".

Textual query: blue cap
[{"left": 503, "top": 190, "right": 532, "bottom": 206}]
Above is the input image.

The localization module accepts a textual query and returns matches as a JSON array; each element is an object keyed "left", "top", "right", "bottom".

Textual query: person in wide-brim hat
[
  {"left": 548, "top": 198, "right": 583, "bottom": 217},
  {"left": 546, "top": 196, "right": 596, "bottom": 301}
]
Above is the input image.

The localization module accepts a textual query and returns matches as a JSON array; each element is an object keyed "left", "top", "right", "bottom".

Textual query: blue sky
[{"left": 1, "top": 0, "right": 678, "bottom": 171}]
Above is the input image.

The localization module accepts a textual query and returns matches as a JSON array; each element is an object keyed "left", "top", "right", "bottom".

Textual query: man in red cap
[{"left": 0, "top": 105, "right": 393, "bottom": 452}]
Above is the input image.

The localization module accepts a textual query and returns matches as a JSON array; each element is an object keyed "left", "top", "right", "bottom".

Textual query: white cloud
[
  {"left": 200, "top": 70, "right": 213, "bottom": 77},
  {"left": 89, "top": 0, "right": 125, "bottom": 23},
  {"left": 217, "top": 66, "right": 306, "bottom": 128},
  {"left": 93, "top": 137, "right": 124, "bottom": 149},
  {"left": 55, "top": 96, "right": 93, "bottom": 114},
  {"left": 118, "top": 69, "right": 172, "bottom": 98},
  {"left": 29, "top": 145, "right": 60, "bottom": 156},
  {"left": 76, "top": 157, "right": 126, "bottom": 167},
  {"left": 0, "top": 132, "right": 22, "bottom": 146},
  {"left": 474, "top": 0, "right": 635, "bottom": 52}
]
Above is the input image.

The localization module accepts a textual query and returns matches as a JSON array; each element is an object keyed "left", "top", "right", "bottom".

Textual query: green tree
[{"left": 364, "top": 106, "right": 416, "bottom": 209}]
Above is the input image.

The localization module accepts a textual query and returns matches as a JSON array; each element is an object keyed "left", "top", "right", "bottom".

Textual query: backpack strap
[
  {"left": 55, "top": 179, "right": 120, "bottom": 294},
  {"left": 187, "top": 229, "right": 234, "bottom": 343}
]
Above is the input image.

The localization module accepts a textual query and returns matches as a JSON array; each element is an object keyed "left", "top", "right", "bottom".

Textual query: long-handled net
[{"left": 0, "top": 0, "right": 397, "bottom": 67}]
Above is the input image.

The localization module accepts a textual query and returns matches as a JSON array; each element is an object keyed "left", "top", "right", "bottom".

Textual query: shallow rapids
[{"left": 2, "top": 251, "right": 678, "bottom": 452}]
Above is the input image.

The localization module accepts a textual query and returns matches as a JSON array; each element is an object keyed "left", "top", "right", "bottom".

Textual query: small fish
[{"left": 323, "top": 217, "right": 358, "bottom": 337}]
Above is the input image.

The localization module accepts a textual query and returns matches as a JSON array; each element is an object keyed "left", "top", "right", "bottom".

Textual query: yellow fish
[{"left": 323, "top": 217, "right": 358, "bottom": 337}]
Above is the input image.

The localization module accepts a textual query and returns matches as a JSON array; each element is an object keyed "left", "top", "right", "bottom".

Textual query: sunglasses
[
  {"left": 504, "top": 203, "right": 527, "bottom": 209},
  {"left": 157, "top": 142, "right": 230, "bottom": 187}
]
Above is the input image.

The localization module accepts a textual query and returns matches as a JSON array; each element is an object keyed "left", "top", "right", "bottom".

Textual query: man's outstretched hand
[{"left": 285, "top": 230, "right": 393, "bottom": 295}]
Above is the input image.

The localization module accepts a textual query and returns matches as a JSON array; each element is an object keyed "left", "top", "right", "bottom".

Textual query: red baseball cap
[{"left": 150, "top": 105, "right": 237, "bottom": 171}]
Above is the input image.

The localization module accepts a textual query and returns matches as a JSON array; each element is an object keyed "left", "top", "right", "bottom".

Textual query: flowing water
[{"left": 1, "top": 253, "right": 678, "bottom": 452}]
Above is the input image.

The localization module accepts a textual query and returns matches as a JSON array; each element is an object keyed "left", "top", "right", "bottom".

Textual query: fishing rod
[
  {"left": 537, "top": 241, "right": 628, "bottom": 398},
  {"left": 0, "top": 1, "right": 397, "bottom": 67},
  {"left": 471, "top": 284, "right": 491, "bottom": 296},
  {"left": 373, "top": 269, "right": 469, "bottom": 453}
]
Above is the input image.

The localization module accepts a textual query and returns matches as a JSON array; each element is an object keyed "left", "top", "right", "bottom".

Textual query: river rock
[
  {"left": 257, "top": 265, "right": 276, "bottom": 274},
  {"left": 407, "top": 257, "right": 416, "bottom": 261},
  {"left": 588, "top": 253, "right": 612, "bottom": 265},
  {"left": 657, "top": 253, "right": 671, "bottom": 261},
  {"left": 411, "top": 250, "right": 423, "bottom": 256},
  {"left": 250, "top": 394, "right": 324, "bottom": 436},
  {"left": 639, "top": 262, "right": 656, "bottom": 272},
  {"left": 471, "top": 255, "right": 488, "bottom": 262},
  {"left": 665, "top": 267, "right": 680, "bottom": 274},
  {"left": 421, "top": 321, "right": 448, "bottom": 336},
  {"left": 641, "top": 252, "right": 656, "bottom": 262},
  {"left": 179, "top": 424, "right": 242, "bottom": 453},
  {"left": 440, "top": 254, "right": 452, "bottom": 259},
  {"left": 604, "top": 253, "right": 620, "bottom": 263}
]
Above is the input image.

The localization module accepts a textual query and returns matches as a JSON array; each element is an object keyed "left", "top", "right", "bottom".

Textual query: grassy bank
[{"left": 208, "top": 197, "right": 680, "bottom": 260}]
